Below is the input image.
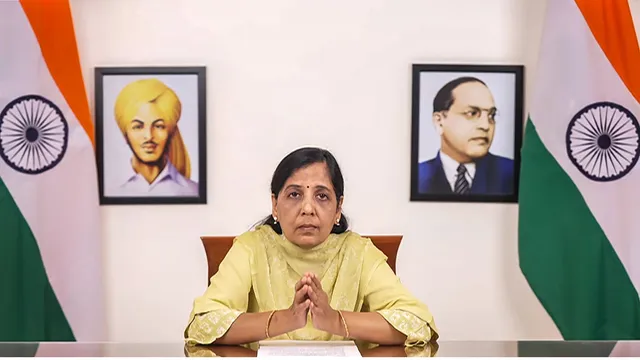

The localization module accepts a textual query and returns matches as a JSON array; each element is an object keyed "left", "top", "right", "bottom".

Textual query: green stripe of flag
[
  {"left": 0, "top": 176, "right": 75, "bottom": 341},
  {"left": 518, "top": 118, "right": 640, "bottom": 340}
]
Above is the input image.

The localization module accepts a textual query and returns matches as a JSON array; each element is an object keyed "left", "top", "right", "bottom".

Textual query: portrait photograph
[
  {"left": 95, "top": 66, "right": 207, "bottom": 205},
  {"left": 409, "top": 64, "right": 524, "bottom": 203}
]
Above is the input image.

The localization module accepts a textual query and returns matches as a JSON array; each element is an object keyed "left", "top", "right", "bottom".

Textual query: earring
[
  {"left": 273, "top": 216, "right": 278, "bottom": 223},
  {"left": 335, "top": 218, "right": 340, "bottom": 225}
]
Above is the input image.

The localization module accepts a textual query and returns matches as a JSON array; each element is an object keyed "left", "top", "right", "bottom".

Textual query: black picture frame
[
  {"left": 95, "top": 66, "right": 207, "bottom": 205},
  {"left": 410, "top": 64, "right": 524, "bottom": 203}
]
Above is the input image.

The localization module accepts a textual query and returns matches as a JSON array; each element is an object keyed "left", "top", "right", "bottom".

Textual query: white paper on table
[{"left": 257, "top": 340, "right": 362, "bottom": 357}]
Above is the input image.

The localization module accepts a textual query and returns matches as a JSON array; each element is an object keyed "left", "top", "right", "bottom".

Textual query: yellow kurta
[{"left": 184, "top": 225, "right": 438, "bottom": 349}]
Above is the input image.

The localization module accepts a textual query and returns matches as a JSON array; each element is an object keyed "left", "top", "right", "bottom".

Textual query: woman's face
[{"left": 272, "top": 162, "right": 343, "bottom": 249}]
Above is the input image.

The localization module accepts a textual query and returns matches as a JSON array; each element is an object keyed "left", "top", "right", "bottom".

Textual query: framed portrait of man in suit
[
  {"left": 95, "top": 66, "right": 207, "bottom": 205},
  {"left": 410, "top": 64, "right": 524, "bottom": 203}
]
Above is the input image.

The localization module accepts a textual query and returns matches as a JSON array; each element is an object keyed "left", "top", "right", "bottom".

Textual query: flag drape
[{"left": 0, "top": 0, "right": 104, "bottom": 341}]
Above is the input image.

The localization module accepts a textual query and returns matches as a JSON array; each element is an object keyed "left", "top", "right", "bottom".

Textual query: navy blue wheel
[
  {"left": 566, "top": 101, "right": 640, "bottom": 182},
  {"left": 0, "top": 95, "right": 69, "bottom": 175}
]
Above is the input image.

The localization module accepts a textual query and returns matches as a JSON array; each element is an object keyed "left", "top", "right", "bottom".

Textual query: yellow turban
[{"left": 114, "top": 78, "right": 191, "bottom": 179}]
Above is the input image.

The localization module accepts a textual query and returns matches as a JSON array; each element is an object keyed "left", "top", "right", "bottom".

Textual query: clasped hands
[{"left": 285, "top": 272, "right": 345, "bottom": 336}]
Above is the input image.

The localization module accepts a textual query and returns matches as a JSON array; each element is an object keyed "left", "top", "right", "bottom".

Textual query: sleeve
[
  {"left": 360, "top": 244, "right": 439, "bottom": 348},
  {"left": 183, "top": 238, "right": 253, "bottom": 345}
]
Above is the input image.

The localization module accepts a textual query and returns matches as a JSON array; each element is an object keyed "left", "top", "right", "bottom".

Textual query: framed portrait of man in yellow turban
[{"left": 94, "top": 66, "right": 207, "bottom": 205}]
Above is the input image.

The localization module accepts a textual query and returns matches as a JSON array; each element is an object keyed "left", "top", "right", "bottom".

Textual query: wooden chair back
[{"left": 200, "top": 234, "right": 402, "bottom": 286}]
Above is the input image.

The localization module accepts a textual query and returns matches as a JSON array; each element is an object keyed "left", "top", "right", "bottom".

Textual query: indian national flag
[
  {"left": 0, "top": 0, "right": 104, "bottom": 341},
  {"left": 519, "top": 0, "right": 640, "bottom": 342}
]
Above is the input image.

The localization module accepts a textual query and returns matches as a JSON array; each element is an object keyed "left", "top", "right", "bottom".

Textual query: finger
[
  {"left": 294, "top": 284, "right": 308, "bottom": 304},
  {"left": 309, "top": 301, "right": 316, "bottom": 314},
  {"left": 305, "top": 302, "right": 313, "bottom": 317},
  {"left": 308, "top": 282, "right": 323, "bottom": 299},
  {"left": 304, "top": 276, "right": 318, "bottom": 291},
  {"left": 302, "top": 276, "right": 315, "bottom": 285},
  {"left": 302, "top": 275, "right": 313, "bottom": 286},
  {"left": 310, "top": 302, "right": 322, "bottom": 316},
  {"left": 298, "top": 298, "right": 311, "bottom": 311},
  {"left": 295, "top": 279, "right": 304, "bottom": 291},
  {"left": 307, "top": 286, "right": 319, "bottom": 303},
  {"left": 310, "top": 274, "right": 322, "bottom": 290}
]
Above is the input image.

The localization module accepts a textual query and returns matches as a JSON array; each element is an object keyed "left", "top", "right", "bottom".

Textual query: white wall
[{"left": 69, "top": 0, "right": 564, "bottom": 342}]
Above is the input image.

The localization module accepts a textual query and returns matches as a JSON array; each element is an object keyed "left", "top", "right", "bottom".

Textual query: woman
[{"left": 184, "top": 147, "right": 438, "bottom": 349}]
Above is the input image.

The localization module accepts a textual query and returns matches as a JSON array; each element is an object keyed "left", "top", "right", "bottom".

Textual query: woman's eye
[
  {"left": 288, "top": 192, "right": 300, "bottom": 198},
  {"left": 317, "top": 193, "right": 328, "bottom": 200}
]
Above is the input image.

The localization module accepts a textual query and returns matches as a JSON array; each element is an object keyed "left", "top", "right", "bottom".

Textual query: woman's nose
[{"left": 301, "top": 198, "right": 315, "bottom": 215}]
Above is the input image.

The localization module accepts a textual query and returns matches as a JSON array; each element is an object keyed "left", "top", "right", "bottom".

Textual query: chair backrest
[{"left": 200, "top": 234, "right": 402, "bottom": 286}]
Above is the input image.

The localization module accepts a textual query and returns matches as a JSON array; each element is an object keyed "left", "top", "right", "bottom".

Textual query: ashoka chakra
[
  {"left": 566, "top": 101, "right": 640, "bottom": 182},
  {"left": 0, "top": 95, "right": 69, "bottom": 175}
]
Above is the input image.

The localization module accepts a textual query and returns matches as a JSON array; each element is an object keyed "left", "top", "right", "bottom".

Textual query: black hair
[
  {"left": 258, "top": 147, "right": 349, "bottom": 234},
  {"left": 432, "top": 76, "right": 487, "bottom": 112}
]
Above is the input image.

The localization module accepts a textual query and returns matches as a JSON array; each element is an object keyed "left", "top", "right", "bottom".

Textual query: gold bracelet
[
  {"left": 337, "top": 310, "right": 349, "bottom": 339},
  {"left": 265, "top": 310, "right": 276, "bottom": 339}
]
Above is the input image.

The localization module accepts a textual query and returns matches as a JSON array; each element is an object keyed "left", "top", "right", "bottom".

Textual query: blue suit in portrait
[{"left": 417, "top": 152, "right": 514, "bottom": 195}]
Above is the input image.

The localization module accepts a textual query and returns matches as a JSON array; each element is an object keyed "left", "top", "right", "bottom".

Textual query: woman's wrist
[
  {"left": 268, "top": 309, "right": 298, "bottom": 336},
  {"left": 332, "top": 310, "right": 348, "bottom": 337}
]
